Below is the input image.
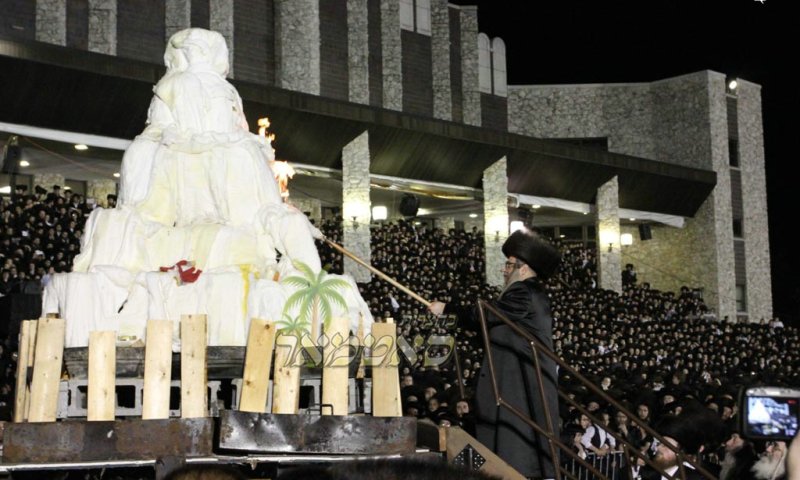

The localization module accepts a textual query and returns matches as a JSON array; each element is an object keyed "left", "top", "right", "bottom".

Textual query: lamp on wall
[
  {"left": 352, "top": 216, "right": 358, "bottom": 230},
  {"left": 372, "top": 205, "right": 388, "bottom": 222},
  {"left": 495, "top": 231, "right": 500, "bottom": 243},
  {"left": 620, "top": 233, "right": 633, "bottom": 246}
]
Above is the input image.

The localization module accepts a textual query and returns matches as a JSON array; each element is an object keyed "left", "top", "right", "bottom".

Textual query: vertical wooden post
[
  {"left": 142, "top": 320, "right": 173, "bottom": 420},
  {"left": 28, "top": 318, "right": 66, "bottom": 423},
  {"left": 13, "top": 320, "right": 36, "bottom": 422},
  {"left": 180, "top": 315, "right": 208, "bottom": 418},
  {"left": 88, "top": 331, "right": 116, "bottom": 421},
  {"left": 23, "top": 319, "right": 38, "bottom": 420},
  {"left": 356, "top": 314, "right": 366, "bottom": 380},
  {"left": 271, "top": 333, "right": 301, "bottom": 414},
  {"left": 321, "top": 316, "right": 350, "bottom": 416},
  {"left": 239, "top": 319, "right": 277, "bottom": 413},
  {"left": 371, "top": 320, "right": 402, "bottom": 417}
]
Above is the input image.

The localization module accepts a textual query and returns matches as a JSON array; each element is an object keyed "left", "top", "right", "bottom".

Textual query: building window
[
  {"left": 736, "top": 284, "right": 747, "bottom": 312},
  {"left": 733, "top": 219, "right": 743, "bottom": 238},
  {"left": 729, "top": 139, "right": 739, "bottom": 167},
  {"left": 478, "top": 34, "right": 507, "bottom": 97},
  {"left": 400, "top": 0, "right": 430, "bottom": 35}
]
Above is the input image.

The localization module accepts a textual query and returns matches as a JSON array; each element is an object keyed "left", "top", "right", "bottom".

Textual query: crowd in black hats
[
  {"left": 0, "top": 187, "right": 93, "bottom": 295},
  {"left": 318, "top": 219, "right": 798, "bottom": 478},
  {"left": 0, "top": 202, "right": 796, "bottom": 477}
]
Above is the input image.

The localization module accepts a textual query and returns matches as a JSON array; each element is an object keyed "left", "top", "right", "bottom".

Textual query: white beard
[
  {"left": 751, "top": 454, "right": 786, "bottom": 480},
  {"left": 719, "top": 452, "right": 736, "bottom": 480}
]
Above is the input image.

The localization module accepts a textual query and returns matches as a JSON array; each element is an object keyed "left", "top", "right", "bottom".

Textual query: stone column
[
  {"left": 459, "top": 6, "right": 480, "bottom": 126},
  {"left": 88, "top": 0, "right": 117, "bottom": 55},
  {"left": 342, "top": 132, "right": 371, "bottom": 283},
  {"left": 210, "top": 0, "right": 235, "bottom": 78},
  {"left": 596, "top": 176, "right": 621, "bottom": 293},
  {"left": 347, "top": 0, "right": 370, "bottom": 105},
  {"left": 275, "top": 0, "right": 320, "bottom": 95},
  {"left": 165, "top": 0, "right": 191, "bottom": 43},
  {"left": 483, "top": 157, "right": 508, "bottom": 287},
  {"left": 738, "top": 80, "right": 773, "bottom": 320},
  {"left": 430, "top": 0, "right": 451, "bottom": 121},
  {"left": 36, "top": 0, "right": 67, "bottom": 46},
  {"left": 289, "top": 197, "right": 322, "bottom": 225},
  {"left": 707, "top": 72, "right": 736, "bottom": 320},
  {"left": 87, "top": 179, "right": 118, "bottom": 208},
  {"left": 380, "top": 0, "right": 402, "bottom": 110},
  {"left": 33, "top": 173, "right": 66, "bottom": 192}
]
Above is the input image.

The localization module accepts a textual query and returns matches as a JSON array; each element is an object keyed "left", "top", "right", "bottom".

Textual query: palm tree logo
[{"left": 281, "top": 260, "right": 350, "bottom": 343}]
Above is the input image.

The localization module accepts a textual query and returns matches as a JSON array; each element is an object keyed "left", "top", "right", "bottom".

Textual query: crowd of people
[
  {"left": 0, "top": 194, "right": 797, "bottom": 478},
  {"left": 0, "top": 186, "right": 96, "bottom": 295},
  {"left": 317, "top": 218, "right": 799, "bottom": 479}
]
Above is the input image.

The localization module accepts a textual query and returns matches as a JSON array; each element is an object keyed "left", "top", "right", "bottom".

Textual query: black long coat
[{"left": 450, "top": 277, "right": 560, "bottom": 478}]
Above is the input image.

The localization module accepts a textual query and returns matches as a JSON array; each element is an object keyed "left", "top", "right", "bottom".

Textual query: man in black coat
[{"left": 430, "top": 229, "right": 562, "bottom": 479}]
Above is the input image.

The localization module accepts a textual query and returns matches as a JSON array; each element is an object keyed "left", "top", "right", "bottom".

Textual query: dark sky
[{"left": 451, "top": 0, "right": 797, "bottom": 323}]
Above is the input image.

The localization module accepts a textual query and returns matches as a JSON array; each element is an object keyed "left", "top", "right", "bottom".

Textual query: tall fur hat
[{"left": 502, "top": 229, "right": 561, "bottom": 280}]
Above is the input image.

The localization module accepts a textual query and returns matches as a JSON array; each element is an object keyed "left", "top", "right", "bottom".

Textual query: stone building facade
[
  {"left": 508, "top": 72, "right": 771, "bottom": 321},
  {"left": 0, "top": 0, "right": 771, "bottom": 321}
]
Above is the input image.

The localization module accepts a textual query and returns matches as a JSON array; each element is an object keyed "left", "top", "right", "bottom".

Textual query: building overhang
[{"left": 1, "top": 37, "right": 715, "bottom": 217}]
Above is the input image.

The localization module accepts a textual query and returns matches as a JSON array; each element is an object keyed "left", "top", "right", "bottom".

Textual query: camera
[{"left": 741, "top": 386, "right": 800, "bottom": 441}]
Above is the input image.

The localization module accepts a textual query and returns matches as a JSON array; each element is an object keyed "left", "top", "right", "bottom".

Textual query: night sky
[{"left": 451, "top": 0, "right": 797, "bottom": 324}]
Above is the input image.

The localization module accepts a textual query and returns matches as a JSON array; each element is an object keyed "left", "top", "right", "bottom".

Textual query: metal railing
[{"left": 473, "top": 299, "right": 717, "bottom": 480}]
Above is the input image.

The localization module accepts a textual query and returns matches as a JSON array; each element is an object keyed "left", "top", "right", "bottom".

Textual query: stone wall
[
  {"left": 87, "top": 178, "right": 117, "bottom": 208},
  {"left": 36, "top": 0, "right": 67, "bottom": 45},
  {"left": 506, "top": 71, "right": 743, "bottom": 319},
  {"left": 435, "top": 216, "right": 455, "bottom": 232},
  {"left": 165, "top": 0, "right": 191, "bottom": 43},
  {"left": 619, "top": 221, "right": 712, "bottom": 300},
  {"left": 342, "top": 131, "right": 372, "bottom": 282},
  {"left": 380, "top": 0, "right": 402, "bottom": 110},
  {"left": 289, "top": 197, "right": 322, "bottom": 225},
  {"left": 275, "top": 0, "right": 320, "bottom": 94},
  {"left": 596, "top": 177, "right": 621, "bottom": 293},
  {"left": 209, "top": 0, "right": 235, "bottom": 78},
  {"left": 508, "top": 83, "right": 654, "bottom": 159},
  {"left": 737, "top": 80, "right": 773, "bottom": 320},
  {"left": 459, "top": 6, "right": 480, "bottom": 126},
  {"left": 430, "top": 0, "right": 451, "bottom": 121},
  {"left": 483, "top": 157, "right": 507, "bottom": 287},
  {"left": 347, "top": 0, "right": 370, "bottom": 104},
  {"left": 32, "top": 173, "right": 65, "bottom": 192},
  {"left": 88, "top": 0, "right": 116, "bottom": 55}
]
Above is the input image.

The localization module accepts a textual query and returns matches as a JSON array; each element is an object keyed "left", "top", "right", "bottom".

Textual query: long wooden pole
[{"left": 324, "top": 237, "right": 431, "bottom": 308}]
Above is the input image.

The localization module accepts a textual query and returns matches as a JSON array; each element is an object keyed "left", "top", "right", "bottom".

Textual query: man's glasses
[{"left": 504, "top": 261, "right": 522, "bottom": 271}]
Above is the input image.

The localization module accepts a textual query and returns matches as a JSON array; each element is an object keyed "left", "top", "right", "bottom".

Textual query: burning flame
[
  {"left": 258, "top": 117, "right": 275, "bottom": 143},
  {"left": 271, "top": 161, "right": 295, "bottom": 199},
  {"left": 258, "top": 117, "right": 294, "bottom": 201}
]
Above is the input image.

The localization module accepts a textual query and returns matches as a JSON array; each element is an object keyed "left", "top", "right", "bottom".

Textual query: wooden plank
[
  {"left": 271, "top": 333, "right": 301, "bottom": 414},
  {"left": 180, "top": 315, "right": 208, "bottom": 418},
  {"left": 13, "top": 320, "right": 36, "bottom": 423},
  {"left": 23, "top": 319, "right": 38, "bottom": 420},
  {"left": 28, "top": 318, "right": 65, "bottom": 423},
  {"left": 142, "top": 320, "right": 174, "bottom": 420},
  {"left": 371, "top": 320, "right": 402, "bottom": 417},
  {"left": 239, "top": 319, "right": 276, "bottom": 413},
  {"left": 87, "top": 331, "right": 116, "bottom": 421},
  {"left": 356, "top": 313, "right": 365, "bottom": 379},
  {"left": 321, "top": 316, "right": 350, "bottom": 416}
]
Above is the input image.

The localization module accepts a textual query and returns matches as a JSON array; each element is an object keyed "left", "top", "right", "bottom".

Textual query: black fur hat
[{"left": 502, "top": 229, "right": 561, "bottom": 280}]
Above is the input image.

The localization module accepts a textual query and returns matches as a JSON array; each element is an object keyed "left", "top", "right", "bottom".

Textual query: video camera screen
[{"left": 745, "top": 396, "right": 800, "bottom": 439}]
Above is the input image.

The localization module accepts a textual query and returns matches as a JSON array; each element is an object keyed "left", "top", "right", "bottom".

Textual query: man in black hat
[
  {"left": 429, "top": 229, "right": 562, "bottom": 479},
  {"left": 649, "top": 409, "right": 723, "bottom": 480}
]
